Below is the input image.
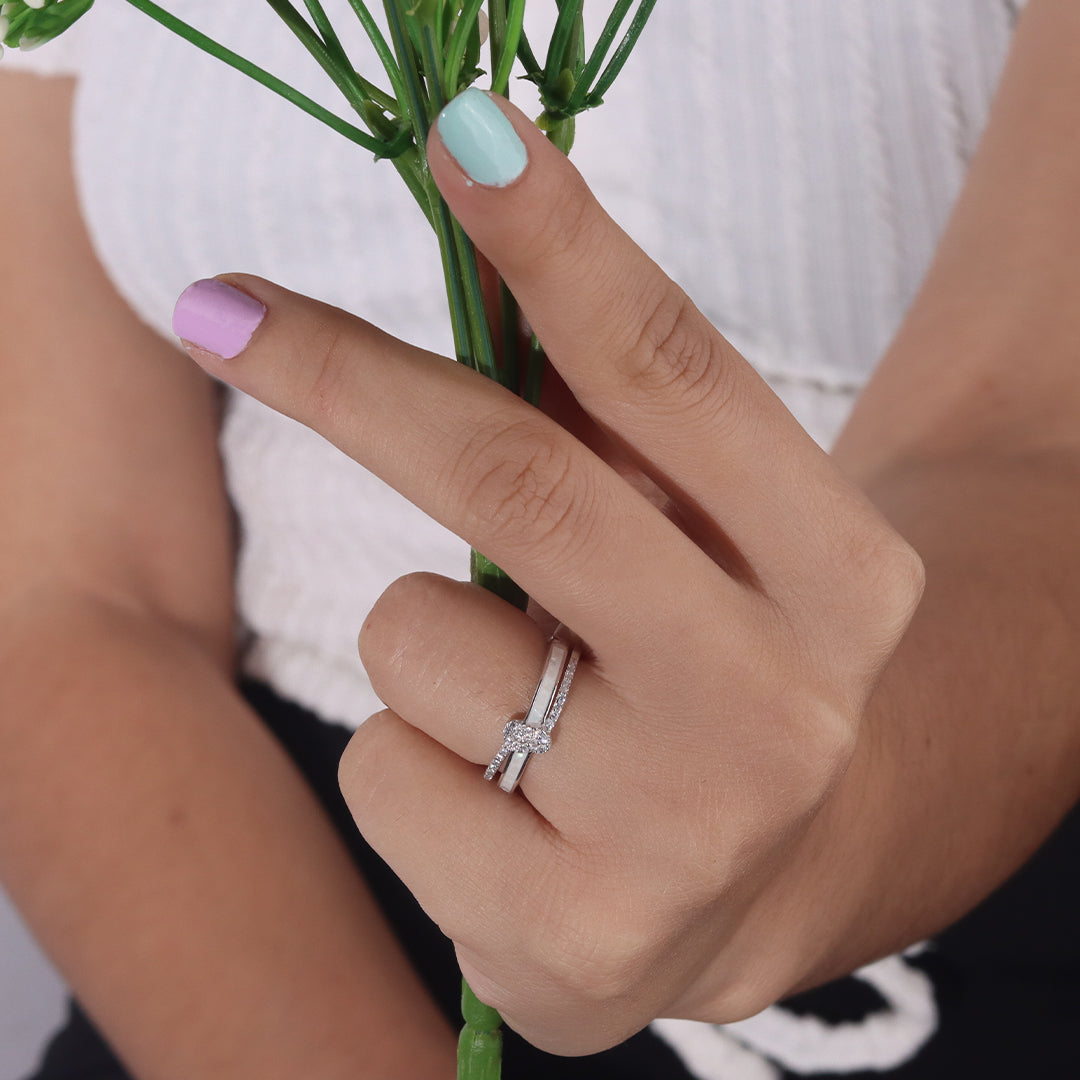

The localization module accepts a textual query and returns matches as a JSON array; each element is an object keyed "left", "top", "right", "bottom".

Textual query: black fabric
[{"left": 27, "top": 679, "right": 1080, "bottom": 1078}]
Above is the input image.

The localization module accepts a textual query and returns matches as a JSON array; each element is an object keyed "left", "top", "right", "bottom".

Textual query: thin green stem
[
  {"left": 391, "top": 146, "right": 436, "bottom": 226},
  {"left": 383, "top": 0, "right": 432, "bottom": 141},
  {"left": 121, "top": 0, "right": 403, "bottom": 156},
  {"left": 585, "top": 0, "right": 658, "bottom": 106},
  {"left": 450, "top": 216, "right": 499, "bottom": 381},
  {"left": 545, "top": 0, "right": 585, "bottom": 88},
  {"left": 419, "top": 20, "right": 447, "bottom": 111},
  {"left": 488, "top": 0, "right": 508, "bottom": 79},
  {"left": 565, "top": 0, "right": 632, "bottom": 112},
  {"left": 354, "top": 70, "right": 401, "bottom": 114},
  {"left": 499, "top": 280, "right": 521, "bottom": 396},
  {"left": 443, "top": 0, "right": 485, "bottom": 99},
  {"left": 490, "top": 0, "right": 525, "bottom": 97},
  {"left": 344, "top": 0, "right": 408, "bottom": 106},
  {"left": 432, "top": 203, "right": 471, "bottom": 365},
  {"left": 301, "top": 0, "right": 349, "bottom": 64},
  {"left": 515, "top": 24, "right": 543, "bottom": 78},
  {"left": 264, "top": 0, "right": 363, "bottom": 109}
]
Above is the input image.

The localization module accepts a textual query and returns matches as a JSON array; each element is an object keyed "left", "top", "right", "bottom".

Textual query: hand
[{"left": 175, "top": 92, "right": 924, "bottom": 1055}]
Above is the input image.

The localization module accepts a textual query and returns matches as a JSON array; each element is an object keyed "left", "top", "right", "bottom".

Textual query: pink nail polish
[{"left": 173, "top": 279, "right": 266, "bottom": 360}]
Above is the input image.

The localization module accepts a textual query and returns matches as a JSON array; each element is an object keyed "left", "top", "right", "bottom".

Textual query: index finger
[{"left": 174, "top": 276, "right": 752, "bottom": 665}]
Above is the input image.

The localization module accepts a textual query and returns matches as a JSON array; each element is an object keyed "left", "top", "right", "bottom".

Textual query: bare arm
[
  {"left": 0, "top": 72, "right": 454, "bottom": 1079},
  {"left": 770, "top": 0, "right": 1080, "bottom": 988}
]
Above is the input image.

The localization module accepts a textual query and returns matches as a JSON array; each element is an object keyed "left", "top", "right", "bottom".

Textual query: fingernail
[
  {"left": 173, "top": 278, "right": 266, "bottom": 360},
  {"left": 436, "top": 88, "right": 527, "bottom": 188}
]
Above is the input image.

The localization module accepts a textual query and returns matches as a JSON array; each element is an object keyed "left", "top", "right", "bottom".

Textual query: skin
[
  {"left": 1, "top": 0, "right": 1078, "bottom": 1070},
  {"left": 183, "top": 0, "right": 1080, "bottom": 1057},
  {"left": 0, "top": 74, "right": 456, "bottom": 1080}
]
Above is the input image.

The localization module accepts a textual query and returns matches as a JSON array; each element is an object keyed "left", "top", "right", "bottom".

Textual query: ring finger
[{"left": 358, "top": 571, "right": 629, "bottom": 827}]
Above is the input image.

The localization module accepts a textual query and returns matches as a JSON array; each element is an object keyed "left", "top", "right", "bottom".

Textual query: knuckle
[
  {"left": 783, "top": 691, "right": 861, "bottom": 800},
  {"left": 538, "top": 913, "right": 656, "bottom": 1008},
  {"left": 357, "top": 572, "right": 443, "bottom": 681},
  {"left": 619, "top": 287, "right": 737, "bottom": 419},
  {"left": 708, "top": 968, "right": 794, "bottom": 1025},
  {"left": 838, "top": 517, "right": 926, "bottom": 655},
  {"left": 451, "top": 417, "right": 596, "bottom": 559}
]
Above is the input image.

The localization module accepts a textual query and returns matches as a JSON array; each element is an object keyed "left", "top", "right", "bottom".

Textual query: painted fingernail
[
  {"left": 436, "top": 88, "right": 527, "bottom": 188},
  {"left": 173, "top": 278, "right": 266, "bottom": 360}
]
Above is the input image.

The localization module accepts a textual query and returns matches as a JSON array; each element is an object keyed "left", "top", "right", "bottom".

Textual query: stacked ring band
[{"left": 485, "top": 629, "right": 582, "bottom": 794}]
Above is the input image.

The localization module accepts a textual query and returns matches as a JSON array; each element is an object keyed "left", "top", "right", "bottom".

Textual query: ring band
[{"left": 485, "top": 630, "right": 581, "bottom": 793}]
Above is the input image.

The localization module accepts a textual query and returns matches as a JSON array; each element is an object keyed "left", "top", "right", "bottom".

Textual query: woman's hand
[{"left": 175, "top": 92, "right": 923, "bottom": 1054}]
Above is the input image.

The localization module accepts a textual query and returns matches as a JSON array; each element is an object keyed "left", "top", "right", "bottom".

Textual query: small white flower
[{"left": 24, "top": 0, "right": 46, "bottom": 9}]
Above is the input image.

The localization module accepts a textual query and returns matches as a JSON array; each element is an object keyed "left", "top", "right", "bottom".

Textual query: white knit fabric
[{"left": 1, "top": 2, "right": 1023, "bottom": 1075}]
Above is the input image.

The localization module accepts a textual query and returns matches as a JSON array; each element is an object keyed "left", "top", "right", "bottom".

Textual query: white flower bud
[{"left": 25, "top": 0, "right": 48, "bottom": 9}]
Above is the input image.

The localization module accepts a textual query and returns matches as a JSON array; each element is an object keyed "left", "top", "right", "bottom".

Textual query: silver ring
[{"left": 485, "top": 630, "right": 581, "bottom": 794}]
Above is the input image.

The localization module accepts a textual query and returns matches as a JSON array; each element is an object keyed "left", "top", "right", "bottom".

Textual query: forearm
[
  {"left": 751, "top": 0, "right": 1080, "bottom": 993},
  {"left": 0, "top": 589, "right": 455, "bottom": 1080},
  {"left": 759, "top": 449, "right": 1080, "bottom": 992}
]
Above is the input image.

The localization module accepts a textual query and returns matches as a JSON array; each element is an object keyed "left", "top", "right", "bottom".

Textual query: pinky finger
[{"left": 338, "top": 710, "right": 555, "bottom": 949}]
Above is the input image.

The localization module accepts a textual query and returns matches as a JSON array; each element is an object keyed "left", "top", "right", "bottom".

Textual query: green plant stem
[
  {"left": 343, "top": 0, "right": 408, "bottom": 105},
  {"left": 458, "top": 979, "right": 505, "bottom": 1080},
  {"left": 264, "top": 0, "right": 364, "bottom": 112},
  {"left": 585, "top": 0, "right": 658, "bottom": 106},
  {"left": 443, "top": 0, "right": 485, "bottom": 99},
  {"left": 499, "top": 280, "right": 521, "bottom": 397},
  {"left": 490, "top": 0, "right": 525, "bottom": 97},
  {"left": 564, "top": 0, "right": 632, "bottom": 112},
  {"left": 451, "top": 218, "right": 500, "bottom": 381},
  {"left": 383, "top": 0, "right": 432, "bottom": 139},
  {"left": 121, "top": 0, "right": 406, "bottom": 156},
  {"left": 523, "top": 332, "right": 546, "bottom": 407},
  {"left": 301, "top": 0, "right": 349, "bottom": 63},
  {"left": 515, "top": 23, "right": 543, "bottom": 78},
  {"left": 545, "top": 0, "right": 584, "bottom": 88},
  {"left": 427, "top": 188, "right": 472, "bottom": 365}
]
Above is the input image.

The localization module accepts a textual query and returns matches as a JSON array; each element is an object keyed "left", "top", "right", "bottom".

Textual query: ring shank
[{"left": 498, "top": 637, "right": 570, "bottom": 792}]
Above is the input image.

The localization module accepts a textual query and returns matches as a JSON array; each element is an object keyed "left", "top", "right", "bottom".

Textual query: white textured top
[
  {"left": 5, "top": 1, "right": 1019, "bottom": 729},
  {"left": 3, "top": 2, "right": 1025, "bottom": 1075}
]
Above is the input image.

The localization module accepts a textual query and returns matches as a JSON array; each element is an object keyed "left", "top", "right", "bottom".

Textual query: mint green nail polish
[{"left": 437, "top": 88, "right": 527, "bottom": 188}]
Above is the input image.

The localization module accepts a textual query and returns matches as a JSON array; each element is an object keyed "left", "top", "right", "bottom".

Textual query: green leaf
[{"left": 1, "top": 0, "right": 94, "bottom": 51}]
